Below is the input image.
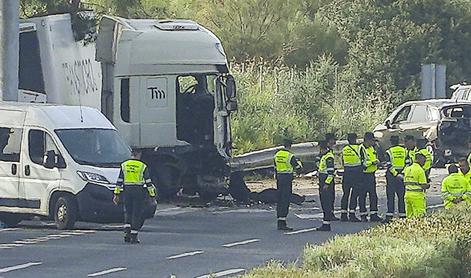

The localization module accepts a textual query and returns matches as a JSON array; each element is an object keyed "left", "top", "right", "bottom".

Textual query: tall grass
[
  {"left": 244, "top": 204, "right": 471, "bottom": 278},
  {"left": 230, "top": 56, "right": 393, "bottom": 155}
]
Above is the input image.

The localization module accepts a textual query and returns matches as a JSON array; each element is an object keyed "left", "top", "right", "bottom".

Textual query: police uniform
[
  {"left": 318, "top": 148, "right": 335, "bottom": 230},
  {"left": 114, "top": 159, "right": 156, "bottom": 243},
  {"left": 417, "top": 148, "right": 433, "bottom": 178},
  {"left": 274, "top": 149, "right": 302, "bottom": 230},
  {"left": 385, "top": 145, "right": 407, "bottom": 219},
  {"left": 358, "top": 144, "right": 381, "bottom": 221},
  {"left": 404, "top": 163, "right": 428, "bottom": 218},
  {"left": 441, "top": 172, "right": 470, "bottom": 209},
  {"left": 341, "top": 144, "right": 363, "bottom": 221}
]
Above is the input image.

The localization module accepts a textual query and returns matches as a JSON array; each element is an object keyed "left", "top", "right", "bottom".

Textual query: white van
[{"left": 0, "top": 102, "right": 156, "bottom": 229}]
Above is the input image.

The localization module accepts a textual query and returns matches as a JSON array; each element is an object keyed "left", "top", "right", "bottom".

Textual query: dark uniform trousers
[
  {"left": 386, "top": 172, "right": 405, "bottom": 216},
  {"left": 276, "top": 173, "right": 293, "bottom": 219},
  {"left": 358, "top": 173, "right": 379, "bottom": 215},
  {"left": 123, "top": 186, "right": 148, "bottom": 232},
  {"left": 342, "top": 167, "right": 363, "bottom": 213},
  {"left": 319, "top": 173, "right": 334, "bottom": 222}
]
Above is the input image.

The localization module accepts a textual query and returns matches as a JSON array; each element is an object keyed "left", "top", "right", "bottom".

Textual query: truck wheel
[
  {"left": 154, "top": 165, "right": 181, "bottom": 200},
  {"left": 198, "top": 190, "right": 219, "bottom": 201},
  {"left": 0, "top": 213, "right": 22, "bottom": 227},
  {"left": 54, "top": 195, "right": 78, "bottom": 230}
]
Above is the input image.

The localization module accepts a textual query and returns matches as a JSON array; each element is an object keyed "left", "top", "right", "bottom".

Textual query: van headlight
[{"left": 77, "top": 171, "right": 110, "bottom": 184}]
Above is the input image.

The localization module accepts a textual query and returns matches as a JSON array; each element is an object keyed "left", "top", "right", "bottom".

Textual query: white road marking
[
  {"left": 212, "top": 209, "right": 271, "bottom": 215},
  {"left": 87, "top": 267, "right": 127, "bottom": 277},
  {"left": 196, "top": 268, "right": 246, "bottom": 278},
  {"left": 166, "top": 250, "right": 204, "bottom": 260},
  {"left": 60, "top": 231, "right": 86, "bottom": 236},
  {"left": 0, "top": 244, "right": 23, "bottom": 249},
  {"left": 74, "top": 230, "right": 97, "bottom": 233},
  {"left": 0, "top": 262, "right": 42, "bottom": 273},
  {"left": 102, "top": 225, "right": 124, "bottom": 229},
  {"left": 156, "top": 207, "right": 199, "bottom": 216},
  {"left": 223, "top": 239, "right": 260, "bottom": 248},
  {"left": 428, "top": 203, "right": 444, "bottom": 209},
  {"left": 284, "top": 227, "right": 318, "bottom": 235},
  {"left": 0, "top": 228, "right": 18, "bottom": 232}
]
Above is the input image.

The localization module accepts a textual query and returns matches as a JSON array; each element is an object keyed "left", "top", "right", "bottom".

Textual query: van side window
[
  {"left": 0, "top": 127, "right": 22, "bottom": 162},
  {"left": 29, "top": 130, "right": 59, "bottom": 165},
  {"left": 393, "top": 105, "right": 411, "bottom": 123},
  {"left": 120, "top": 78, "right": 130, "bottom": 123}
]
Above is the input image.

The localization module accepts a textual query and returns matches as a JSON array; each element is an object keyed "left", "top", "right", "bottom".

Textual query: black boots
[
  {"left": 370, "top": 214, "right": 383, "bottom": 222},
  {"left": 340, "top": 213, "right": 349, "bottom": 222},
  {"left": 361, "top": 215, "right": 368, "bottom": 222},
  {"left": 124, "top": 227, "right": 131, "bottom": 243},
  {"left": 330, "top": 214, "right": 340, "bottom": 221},
  {"left": 316, "top": 224, "right": 331, "bottom": 231},
  {"left": 277, "top": 220, "right": 293, "bottom": 231},
  {"left": 349, "top": 213, "right": 361, "bottom": 222}
]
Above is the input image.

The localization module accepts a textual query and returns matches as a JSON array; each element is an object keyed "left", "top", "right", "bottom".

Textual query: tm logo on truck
[{"left": 148, "top": 87, "right": 166, "bottom": 100}]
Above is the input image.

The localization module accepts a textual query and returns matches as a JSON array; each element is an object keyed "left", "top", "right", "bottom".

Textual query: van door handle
[
  {"left": 11, "top": 164, "right": 17, "bottom": 175},
  {"left": 25, "top": 165, "right": 31, "bottom": 176}
]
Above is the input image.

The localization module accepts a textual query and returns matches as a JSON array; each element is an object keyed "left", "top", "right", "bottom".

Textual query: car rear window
[{"left": 442, "top": 105, "right": 471, "bottom": 118}]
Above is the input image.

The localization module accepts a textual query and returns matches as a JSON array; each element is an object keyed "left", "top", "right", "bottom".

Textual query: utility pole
[{"left": 0, "top": 0, "right": 20, "bottom": 101}]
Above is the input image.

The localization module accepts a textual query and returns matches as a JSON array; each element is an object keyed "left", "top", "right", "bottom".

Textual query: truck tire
[
  {"left": 197, "top": 190, "right": 219, "bottom": 201},
  {"left": 54, "top": 195, "right": 78, "bottom": 230},
  {"left": 154, "top": 164, "right": 181, "bottom": 200},
  {"left": 0, "top": 213, "right": 22, "bottom": 227}
]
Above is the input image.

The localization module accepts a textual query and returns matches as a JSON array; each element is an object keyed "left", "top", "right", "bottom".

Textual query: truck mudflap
[{"left": 76, "top": 183, "right": 156, "bottom": 223}]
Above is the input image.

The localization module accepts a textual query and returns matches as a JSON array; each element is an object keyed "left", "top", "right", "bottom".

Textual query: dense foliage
[{"left": 19, "top": 0, "right": 471, "bottom": 152}]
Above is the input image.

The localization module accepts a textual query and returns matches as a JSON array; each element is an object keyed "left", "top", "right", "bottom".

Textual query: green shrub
[{"left": 244, "top": 205, "right": 471, "bottom": 278}]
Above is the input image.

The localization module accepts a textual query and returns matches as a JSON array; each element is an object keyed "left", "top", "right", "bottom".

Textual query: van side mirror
[
  {"left": 43, "top": 150, "right": 56, "bottom": 169},
  {"left": 385, "top": 120, "right": 392, "bottom": 129}
]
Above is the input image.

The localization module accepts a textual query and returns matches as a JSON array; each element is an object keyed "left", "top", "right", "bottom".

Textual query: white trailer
[{"left": 19, "top": 14, "right": 238, "bottom": 199}]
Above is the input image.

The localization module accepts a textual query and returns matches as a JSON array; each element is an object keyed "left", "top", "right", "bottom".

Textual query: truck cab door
[
  {"left": 0, "top": 113, "right": 25, "bottom": 209},
  {"left": 20, "top": 129, "right": 62, "bottom": 213}
]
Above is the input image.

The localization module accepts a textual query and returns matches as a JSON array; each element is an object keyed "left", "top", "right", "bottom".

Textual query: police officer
[
  {"left": 441, "top": 164, "right": 470, "bottom": 209},
  {"left": 404, "top": 135, "right": 417, "bottom": 167},
  {"left": 325, "top": 133, "right": 339, "bottom": 221},
  {"left": 274, "top": 139, "right": 303, "bottom": 231},
  {"left": 416, "top": 138, "right": 433, "bottom": 178},
  {"left": 404, "top": 153, "right": 430, "bottom": 218},
  {"left": 316, "top": 140, "right": 335, "bottom": 231},
  {"left": 113, "top": 150, "right": 156, "bottom": 244},
  {"left": 384, "top": 135, "right": 406, "bottom": 222},
  {"left": 341, "top": 133, "right": 362, "bottom": 222},
  {"left": 359, "top": 132, "right": 382, "bottom": 222}
]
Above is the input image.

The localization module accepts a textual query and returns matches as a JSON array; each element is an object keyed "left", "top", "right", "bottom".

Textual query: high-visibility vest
[
  {"left": 418, "top": 148, "right": 433, "bottom": 171},
  {"left": 442, "top": 173, "right": 470, "bottom": 208},
  {"left": 461, "top": 170, "right": 471, "bottom": 186},
  {"left": 274, "top": 149, "right": 295, "bottom": 174},
  {"left": 404, "top": 163, "right": 427, "bottom": 193},
  {"left": 362, "top": 145, "right": 378, "bottom": 173},
  {"left": 319, "top": 150, "right": 335, "bottom": 174},
  {"left": 386, "top": 145, "right": 406, "bottom": 176},
  {"left": 405, "top": 147, "right": 417, "bottom": 166},
  {"left": 342, "top": 144, "right": 362, "bottom": 167},
  {"left": 121, "top": 160, "right": 147, "bottom": 185}
]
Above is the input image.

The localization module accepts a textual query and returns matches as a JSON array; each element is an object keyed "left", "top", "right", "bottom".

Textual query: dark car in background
[{"left": 373, "top": 99, "right": 471, "bottom": 166}]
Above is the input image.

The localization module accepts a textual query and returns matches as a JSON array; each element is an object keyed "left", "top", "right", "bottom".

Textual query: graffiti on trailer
[{"left": 62, "top": 59, "right": 99, "bottom": 95}]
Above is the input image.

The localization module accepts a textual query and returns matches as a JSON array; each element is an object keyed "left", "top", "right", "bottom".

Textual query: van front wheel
[{"left": 54, "top": 196, "right": 78, "bottom": 230}]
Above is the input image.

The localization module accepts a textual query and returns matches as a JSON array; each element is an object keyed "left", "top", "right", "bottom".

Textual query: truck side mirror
[
  {"left": 225, "top": 75, "right": 236, "bottom": 100},
  {"left": 43, "top": 150, "right": 56, "bottom": 169}
]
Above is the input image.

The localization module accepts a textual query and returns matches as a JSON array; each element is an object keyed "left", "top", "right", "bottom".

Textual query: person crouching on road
[
  {"left": 441, "top": 164, "right": 471, "bottom": 209},
  {"left": 316, "top": 140, "right": 335, "bottom": 231},
  {"left": 341, "top": 133, "right": 362, "bottom": 222},
  {"left": 384, "top": 135, "right": 407, "bottom": 222},
  {"left": 113, "top": 150, "right": 156, "bottom": 244},
  {"left": 404, "top": 153, "right": 430, "bottom": 218},
  {"left": 274, "top": 139, "right": 303, "bottom": 231}
]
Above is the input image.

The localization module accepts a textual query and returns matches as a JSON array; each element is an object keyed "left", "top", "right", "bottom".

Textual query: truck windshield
[{"left": 55, "top": 129, "right": 131, "bottom": 167}]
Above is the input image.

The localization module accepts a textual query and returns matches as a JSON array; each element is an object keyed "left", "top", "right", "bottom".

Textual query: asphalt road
[{"left": 0, "top": 169, "right": 447, "bottom": 278}]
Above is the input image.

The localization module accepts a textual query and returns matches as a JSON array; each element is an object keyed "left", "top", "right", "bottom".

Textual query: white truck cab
[
  {"left": 19, "top": 13, "right": 238, "bottom": 200},
  {"left": 0, "top": 102, "right": 156, "bottom": 229}
]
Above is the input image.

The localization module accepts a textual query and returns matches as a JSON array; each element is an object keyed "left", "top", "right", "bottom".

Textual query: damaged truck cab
[{"left": 19, "top": 14, "right": 237, "bottom": 199}]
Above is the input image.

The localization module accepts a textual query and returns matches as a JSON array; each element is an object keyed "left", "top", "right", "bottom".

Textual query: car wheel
[
  {"left": 54, "top": 195, "right": 78, "bottom": 230},
  {"left": 0, "top": 213, "right": 22, "bottom": 227}
]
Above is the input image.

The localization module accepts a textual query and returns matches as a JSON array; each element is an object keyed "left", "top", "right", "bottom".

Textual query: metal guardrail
[{"left": 230, "top": 140, "right": 350, "bottom": 172}]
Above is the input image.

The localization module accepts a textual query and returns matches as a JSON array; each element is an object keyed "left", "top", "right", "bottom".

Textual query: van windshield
[{"left": 55, "top": 129, "right": 131, "bottom": 167}]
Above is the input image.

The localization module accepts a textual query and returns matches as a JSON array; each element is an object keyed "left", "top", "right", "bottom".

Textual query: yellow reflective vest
[
  {"left": 418, "top": 148, "right": 433, "bottom": 171},
  {"left": 404, "top": 163, "right": 428, "bottom": 194},
  {"left": 274, "top": 149, "right": 302, "bottom": 174},
  {"left": 362, "top": 145, "right": 378, "bottom": 173},
  {"left": 405, "top": 147, "right": 417, "bottom": 167},
  {"left": 386, "top": 145, "right": 406, "bottom": 176},
  {"left": 342, "top": 144, "right": 362, "bottom": 167},
  {"left": 442, "top": 173, "right": 471, "bottom": 209},
  {"left": 319, "top": 150, "right": 335, "bottom": 184}
]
